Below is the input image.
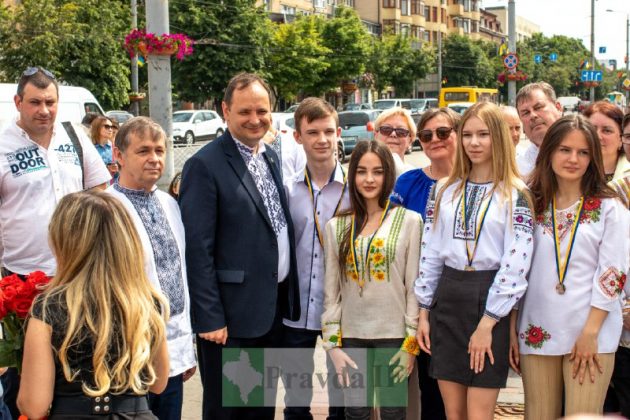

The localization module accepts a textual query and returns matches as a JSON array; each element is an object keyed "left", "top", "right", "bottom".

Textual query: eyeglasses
[
  {"left": 419, "top": 127, "right": 453, "bottom": 143},
  {"left": 622, "top": 133, "right": 630, "bottom": 145},
  {"left": 378, "top": 125, "right": 410, "bottom": 137},
  {"left": 22, "top": 67, "right": 56, "bottom": 80},
  {"left": 103, "top": 125, "right": 114, "bottom": 130}
]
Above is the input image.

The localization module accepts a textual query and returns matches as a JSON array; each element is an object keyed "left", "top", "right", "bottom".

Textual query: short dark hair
[
  {"left": 114, "top": 116, "right": 165, "bottom": 152},
  {"left": 293, "top": 97, "right": 338, "bottom": 133},
  {"left": 17, "top": 68, "right": 59, "bottom": 99},
  {"left": 223, "top": 73, "right": 271, "bottom": 107},
  {"left": 515, "top": 82, "right": 557, "bottom": 109}
]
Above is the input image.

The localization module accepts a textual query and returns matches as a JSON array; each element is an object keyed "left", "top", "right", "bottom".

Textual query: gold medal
[
  {"left": 555, "top": 283, "right": 566, "bottom": 295},
  {"left": 464, "top": 265, "right": 476, "bottom": 271}
]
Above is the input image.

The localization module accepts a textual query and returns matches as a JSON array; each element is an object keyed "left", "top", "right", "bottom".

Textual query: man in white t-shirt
[
  {"left": 0, "top": 67, "right": 110, "bottom": 418},
  {"left": 515, "top": 82, "right": 562, "bottom": 179},
  {"left": 0, "top": 68, "right": 110, "bottom": 277}
]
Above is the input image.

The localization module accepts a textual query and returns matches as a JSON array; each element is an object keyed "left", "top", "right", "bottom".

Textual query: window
[
  {"left": 411, "top": 0, "right": 422, "bottom": 15},
  {"left": 401, "top": 24, "right": 410, "bottom": 36},
  {"left": 424, "top": 6, "right": 430, "bottom": 20},
  {"left": 432, "top": 6, "right": 437, "bottom": 22},
  {"left": 401, "top": 0, "right": 410, "bottom": 15},
  {"left": 423, "top": 31, "right": 430, "bottom": 42},
  {"left": 383, "top": 0, "right": 396, "bottom": 8},
  {"left": 463, "top": 0, "right": 470, "bottom": 12},
  {"left": 314, "top": 0, "right": 326, "bottom": 8},
  {"left": 281, "top": 5, "right": 296, "bottom": 15},
  {"left": 383, "top": 19, "right": 400, "bottom": 34}
]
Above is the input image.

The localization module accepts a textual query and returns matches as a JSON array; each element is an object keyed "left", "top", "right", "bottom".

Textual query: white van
[{"left": 0, "top": 83, "right": 105, "bottom": 127}]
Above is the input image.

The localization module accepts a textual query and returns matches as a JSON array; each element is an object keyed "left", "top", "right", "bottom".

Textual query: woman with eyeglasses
[
  {"left": 391, "top": 108, "right": 460, "bottom": 221},
  {"left": 374, "top": 107, "right": 417, "bottom": 178},
  {"left": 391, "top": 108, "right": 460, "bottom": 420},
  {"left": 415, "top": 102, "right": 534, "bottom": 420},
  {"left": 90, "top": 116, "right": 118, "bottom": 181}
]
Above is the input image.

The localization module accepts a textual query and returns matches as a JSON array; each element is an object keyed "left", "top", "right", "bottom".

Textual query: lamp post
[
  {"left": 606, "top": 9, "right": 630, "bottom": 107},
  {"left": 590, "top": 0, "right": 595, "bottom": 102}
]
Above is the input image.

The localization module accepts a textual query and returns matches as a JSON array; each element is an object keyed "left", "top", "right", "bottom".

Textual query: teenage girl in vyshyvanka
[
  {"left": 321, "top": 140, "right": 423, "bottom": 420},
  {"left": 513, "top": 115, "right": 629, "bottom": 420},
  {"left": 415, "top": 101, "right": 534, "bottom": 420}
]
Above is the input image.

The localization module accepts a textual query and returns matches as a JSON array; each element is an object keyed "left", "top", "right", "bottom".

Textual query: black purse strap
[{"left": 62, "top": 122, "right": 85, "bottom": 190}]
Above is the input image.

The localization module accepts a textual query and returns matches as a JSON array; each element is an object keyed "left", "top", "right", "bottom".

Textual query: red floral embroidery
[
  {"left": 520, "top": 324, "right": 551, "bottom": 349},
  {"left": 598, "top": 267, "right": 625, "bottom": 298},
  {"left": 583, "top": 197, "right": 601, "bottom": 212}
]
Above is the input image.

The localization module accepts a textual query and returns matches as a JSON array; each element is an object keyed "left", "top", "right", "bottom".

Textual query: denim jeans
[{"left": 148, "top": 373, "right": 184, "bottom": 420}]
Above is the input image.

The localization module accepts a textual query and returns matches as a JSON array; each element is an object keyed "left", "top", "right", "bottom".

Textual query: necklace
[{"left": 551, "top": 196, "right": 584, "bottom": 295}]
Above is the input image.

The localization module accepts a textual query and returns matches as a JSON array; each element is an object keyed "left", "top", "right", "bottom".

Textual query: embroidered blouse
[
  {"left": 321, "top": 206, "right": 422, "bottom": 354},
  {"left": 415, "top": 180, "right": 534, "bottom": 320},
  {"left": 518, "top": 197, "right": 630, "bottom": 355}
]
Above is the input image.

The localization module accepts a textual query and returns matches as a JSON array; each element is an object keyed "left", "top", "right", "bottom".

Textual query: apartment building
[
  {"left": 485, "top": 6, "right": 540, "bottom": 43},
  {"left": 256, "top": 0, "right": 355, "bottom": 21},
  {"left": 479, "top": 8, "right": 503, "bottom": 44}
]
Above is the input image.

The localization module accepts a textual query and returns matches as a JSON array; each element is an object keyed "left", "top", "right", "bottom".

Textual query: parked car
[
  {"left": 343, "top": 103, "right": 373, "bottom": 111},
  {"left": 106, "top": 110, "right": 134, "bottom": 125},
  {"left": 577, "top": 99, "right": 591, "bottom": 113},
  {"left": 447, "top": 102, "right": 474, "bottom": 115},
  {"left": 337, "top": 110, "right": 381, "bottom": 162},
  {"left": 172, "top": 110, "right": 226, "bottom": 145},
  {"left": 373, "top": 98, "right": 408, "bottom": 111},
  {"left": 284, "top": 103, "right": 300, "bottom": 113},
  {"left": 406, "top": 98, "right": 438, "bottom": 114},
  {"left": 557, "top": 96, "right": 581, "bottom": 114},
  {"left": 271, "top": 112, "right": 296, "bottom": 140}
]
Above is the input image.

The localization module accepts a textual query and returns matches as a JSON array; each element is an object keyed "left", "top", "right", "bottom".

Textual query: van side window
[{"left": 84, "top": 103, "right": 102, "bottom": 115}]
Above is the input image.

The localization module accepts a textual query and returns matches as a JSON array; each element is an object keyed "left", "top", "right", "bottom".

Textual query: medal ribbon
[
  {"left": 551, "top": 196, "right": 584, "bottom": 290},
  {"left": 350, "top": 200, "right": 391, "bottom": 293},
  {"left": 304, "top": 165, "right": 347, "bottom": 248},
  {"left": 460, "top": 182, "right": 493, "bottom": 269}
]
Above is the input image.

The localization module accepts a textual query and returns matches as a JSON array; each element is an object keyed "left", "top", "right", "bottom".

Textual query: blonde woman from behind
[{"left": 17, "top": 190, "right": 169, "bottom": 419}]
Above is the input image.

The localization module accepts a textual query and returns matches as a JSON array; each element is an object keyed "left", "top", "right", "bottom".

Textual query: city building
[
  {"left": 485, "top": 6, "right": 540, "bottom": 43},
  {"left": 479, "top": 8, "right": 504, "bottom": 44},
  {"left": 257, "top": 0, "right": 355, "bottom": 22}
]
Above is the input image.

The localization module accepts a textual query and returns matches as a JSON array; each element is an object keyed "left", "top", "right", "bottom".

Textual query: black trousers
[{"left": 196, "top": 307, "right": 284, "bottom": 420}]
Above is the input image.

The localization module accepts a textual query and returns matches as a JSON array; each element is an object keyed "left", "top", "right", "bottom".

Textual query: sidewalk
[{"left": 181, "top": 338, "right": 525, "bottom": 419}]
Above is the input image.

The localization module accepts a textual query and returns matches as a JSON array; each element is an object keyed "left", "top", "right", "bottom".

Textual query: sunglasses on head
[
  {"left": 419, "top": 127, "right": 453, "bottom": 143},
  {"left": 22, "top": 66, "right": 56, "bottom": 80},
  {"left": 378, "top": 125, "right": 410, "bottom": 137}
]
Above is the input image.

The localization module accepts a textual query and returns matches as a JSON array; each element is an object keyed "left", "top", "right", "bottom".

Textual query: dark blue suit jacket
[{"left": 179, "top": 130, "right": 300, "bottom": 338}]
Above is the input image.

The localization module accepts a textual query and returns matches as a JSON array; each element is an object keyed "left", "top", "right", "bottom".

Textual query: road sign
[
  {"left": 599, "top": 46, "right": 607, "bottom": 54},
  {"left": 549, "top": 53, "right": 558, "bottom": 62},
  {"left": 503, "top": 53, "right": 519, "bottom": 70},
  {"left": 580, "top": 70, "right": 603, "bottom": 82},
  {"left": 623, "top": 79, "right": 630, "bottom": 89},
  {"left": 534, "top": 54, "right": 542, "bottom": 64}
]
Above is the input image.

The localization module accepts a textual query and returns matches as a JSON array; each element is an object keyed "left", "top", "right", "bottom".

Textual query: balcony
[{"left": 448, "top": 4, "right": 464, "bottom": 16}]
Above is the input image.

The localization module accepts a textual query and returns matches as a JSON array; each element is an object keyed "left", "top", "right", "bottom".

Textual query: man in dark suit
[{"left": 179, "top": 73, "right": 300, "bottom": 420}]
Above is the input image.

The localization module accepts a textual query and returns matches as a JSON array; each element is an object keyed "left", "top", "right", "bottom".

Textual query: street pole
[
  {"left": 130, "top": 0, "right": 139, "bottom": 116},
  {"left": 146, "top": 0, "right": 174, "bottom": 189},
  {"left": 507, "top": 0, "right": 516, "bottom": 106},
  {"left": 626, "top": 14, "right": 629, "bottom": 108},
  {"left": 437, "top": 29, "right": 442, "bottom": 95},
  {"left": 590, "top": 0, "right": 595, "bottom": 102}
]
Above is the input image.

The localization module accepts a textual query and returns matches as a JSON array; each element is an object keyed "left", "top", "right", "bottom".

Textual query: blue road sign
[
  {"left": 599, "top": 46, "right": 606, "bottom": 53},
  {"left": 580, "top": 70, "right": 603, "bottom": 82},
  {"left": 534, "top": 54, "right": 542, "bottom": 64},
  {"left": 549, "top": 53, "right": 558, "bottom": 62}
]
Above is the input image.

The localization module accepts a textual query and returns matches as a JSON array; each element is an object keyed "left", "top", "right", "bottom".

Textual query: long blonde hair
[
  {"left": 40, "top": 190, "right": 167, "bottom": 396},
  {"left": 433, "top": 101, "right": 526, "bottom": 223}
]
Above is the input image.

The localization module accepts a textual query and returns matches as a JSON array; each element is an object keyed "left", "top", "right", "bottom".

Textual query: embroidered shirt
[
  {"left": 113, "top": 183, "right": 185, "bottom": 315},
  {"left": 391, "top": 167, "right": 436, "bottom": 219},
  {"left": 415, "top": 180, "right": 534, "bottom": 320},
  {"left": 0, "top": 119, "right": 110, "bottom": 275},
  {"left": 94, "top": 141, "right": 114, "bottom": 164},
  {"left": 321, "top": 207, "right": 422, "bottom": 350},
  {"left": 284, "top": 163, "right": 349, "bottom": 330},
  {"left": 518, "top": 197, "right": 629, "bottom": 355},
  {"left": 233, "top": 137, "right": 290, "bottom": 282}
]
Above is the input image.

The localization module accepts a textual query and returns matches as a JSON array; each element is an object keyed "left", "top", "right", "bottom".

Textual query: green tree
[
  {"left": 314, "top": 6, "right": 371, "bottom": 95},
  {"left": 0, "top": 0, "right": 131, "bottom": 110},
  {"left": 442, "top": 34, "right": 494, "bottom": 87},
  {"left": 266, "top": 15, "right": 331, "bottom": 108},
  {"left": 170, "top": 0, "right": 272, "bottom": 108},
  {"left": 366, "top": 34, "right": 434, "bottom": 97}
]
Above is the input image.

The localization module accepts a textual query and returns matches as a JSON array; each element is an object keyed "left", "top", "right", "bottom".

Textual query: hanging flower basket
[
  {"left": 497, "top": 70, "right": 528, "bottom": 86},
  {"left": 583, "top": 81, "right": 600, "bottom": 88},
  {"left": 125, "top": 29, "right": 194, "bottom": 61},
  {"left": 128, "top": 92, "right": 146, "bottom": 102}
]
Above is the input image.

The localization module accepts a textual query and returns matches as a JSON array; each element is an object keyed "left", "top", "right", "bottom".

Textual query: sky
[{"left": 482, "top": 0, "right": 630, "bottom": 70}]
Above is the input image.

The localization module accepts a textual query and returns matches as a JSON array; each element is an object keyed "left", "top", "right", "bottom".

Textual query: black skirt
[{"left": 428, "top": 265, "right": 510, "bottom": 388}]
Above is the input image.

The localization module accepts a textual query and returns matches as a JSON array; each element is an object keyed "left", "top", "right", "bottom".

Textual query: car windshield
[
  {"left": 344, "top": 104, "right": 360, "bottom": 111},
  {"left": 373, "top": 100, "right": 396, "bottom": 110},
  {"left": 409, "top": 100, "right": 426, "bottom": 109},
  {"left": 339, "top": 113, "right": 369, "bottom": 129},
  {"left": 173, "top": 112, "right": 193, "bottom": 122}
]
